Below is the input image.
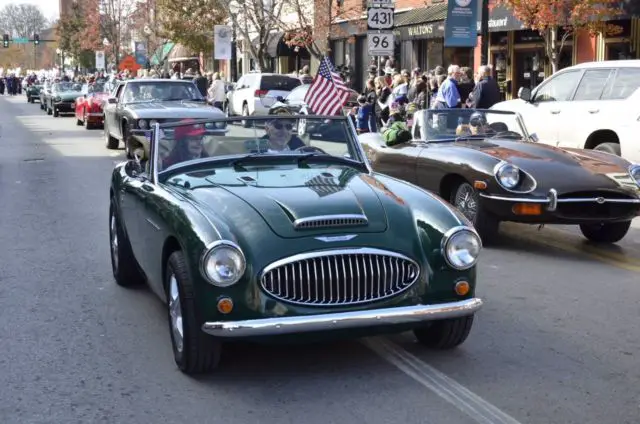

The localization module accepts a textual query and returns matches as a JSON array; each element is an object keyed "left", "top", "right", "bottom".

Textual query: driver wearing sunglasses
[{"left": 260, "top": 119, "right": 305, "bottom": 152}]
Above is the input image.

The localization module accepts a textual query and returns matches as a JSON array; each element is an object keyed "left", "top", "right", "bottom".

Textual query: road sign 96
[{"left": 367, "top": 32, "right": 394, "bottom": 55}]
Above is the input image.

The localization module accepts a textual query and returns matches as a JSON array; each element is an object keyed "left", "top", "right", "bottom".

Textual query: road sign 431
[{"left": 367, "top": 7, "right": 394, "bottom": 29}]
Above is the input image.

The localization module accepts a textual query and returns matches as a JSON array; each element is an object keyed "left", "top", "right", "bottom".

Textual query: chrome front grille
[
  {"left": 260, "top": 248, "right": 420, "bottom": 306},
  {"left": 293, "top": 214, "right": 368, "bottom": 230}
]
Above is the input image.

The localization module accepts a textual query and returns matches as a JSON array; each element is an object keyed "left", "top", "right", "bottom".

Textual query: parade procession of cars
[{"left": 20, "top": 75, "right": 640, "bottom": 375}]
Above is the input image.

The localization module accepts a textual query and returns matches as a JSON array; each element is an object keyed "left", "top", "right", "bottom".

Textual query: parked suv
[
  {"left": 491, "top": 60, "right": 640, "bottom": 162},
  {"left": 225, "top": 73, "right": 301, "bottom": 127}
]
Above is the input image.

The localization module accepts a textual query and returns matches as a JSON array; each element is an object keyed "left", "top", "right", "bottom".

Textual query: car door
[
  {"left": 118, "top": 166, "right": 152, "bottom": 266},
  {"left": 520, "top": 69, "right": 583, "bottom": 146},
  {"left": 105, "top": 83, "right": 123, "bottom": 133},
  {"left": 229, "top": 75, "right": 246, "bottom": 115},
  {"left": 558, "top": 68, "right": 615, "bottom": 148}
]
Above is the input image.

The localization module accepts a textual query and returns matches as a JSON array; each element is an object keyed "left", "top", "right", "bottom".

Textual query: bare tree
[
  {"left": 214, "top": 0, "right": 284, "bottom": 71},
  {"left": 98, "top": 0, "right": 138, "bottom": 66},
  {"left": 0, "top": 4, "right": 48, "bottom": 38}
]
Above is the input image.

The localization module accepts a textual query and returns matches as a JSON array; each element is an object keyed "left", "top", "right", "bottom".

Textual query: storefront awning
[
  {"left": 150, "top": 42, "right": 174, "bottom": 66},
  {"left": 395, "top": 3, "right": 448, "bottom": 27},
  {"left": 250, "top": 32, "right": 309, "bottom": 58},
  {"left": 167, "top": 43, "right": 198, "bottom": 63}
]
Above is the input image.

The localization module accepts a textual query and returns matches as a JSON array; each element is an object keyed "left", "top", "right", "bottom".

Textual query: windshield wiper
[{"left": 295, "top": 152, "right": 355, "bottom": 167}]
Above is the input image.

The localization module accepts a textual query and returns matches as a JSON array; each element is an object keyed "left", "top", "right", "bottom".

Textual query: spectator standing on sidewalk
[
  {"left": 207, "top": 72, "right": 226, "bottom": 110},
  {"left": 466, "top": 65, "right": 501, "bottom": 109},
  {"left": 193, "top": 70, "right": 209, "bottom": 97},
  {"left": 433, "top": 65, "right": 461, "bottom": 109},
  {"left": 299, "top": 65, "right": 313, "bottom": 84}
]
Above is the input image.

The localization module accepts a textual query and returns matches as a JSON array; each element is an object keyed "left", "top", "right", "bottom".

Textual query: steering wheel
[
  {"left": 493, "top": 131, "right": 522, "bottom": 139},
  {"left": 295, "top": 145, "right": 326, "bottom": 154}
]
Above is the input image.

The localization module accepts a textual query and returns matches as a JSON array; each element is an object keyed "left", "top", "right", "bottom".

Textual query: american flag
[
  {"left": 304, "top": 56, "right": 350, "bottom": 116},
  {"left": 304, "top": 174, "right": 343, "bottom": 197}
]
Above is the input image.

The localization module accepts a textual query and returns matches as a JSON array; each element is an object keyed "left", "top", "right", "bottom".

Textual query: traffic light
[
  {"left": 34, "top": 33, "right": 40, "bottom": 45},
  {"left": 2, "top": 34, "right": 8, "bottom": 48}
]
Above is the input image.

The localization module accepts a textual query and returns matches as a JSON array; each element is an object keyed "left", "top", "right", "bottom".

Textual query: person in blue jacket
[{"left": 355, "top": 95, "right": 376, "bottom": 134}]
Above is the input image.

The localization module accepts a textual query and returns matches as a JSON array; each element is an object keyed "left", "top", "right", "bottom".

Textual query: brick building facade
[{"left": 324, "top": 0, "right": 640, "bottom": 100}]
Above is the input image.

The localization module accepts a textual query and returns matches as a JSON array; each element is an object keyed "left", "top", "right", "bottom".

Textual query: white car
[
  {"left": 225, "top": 73, "right": 301, "bottom": 127},
  {"left": 491, "top": 60, "right": 640, "bottom": 163}
]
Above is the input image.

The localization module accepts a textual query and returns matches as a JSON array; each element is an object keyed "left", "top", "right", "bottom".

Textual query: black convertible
[{"left": 359, "top": 109, "right": 640, "bottom": 243}]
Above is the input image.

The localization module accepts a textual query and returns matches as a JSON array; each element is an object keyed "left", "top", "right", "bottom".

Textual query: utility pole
[{"left": 480, "top": 0, "right": 489, "bottom": 65}]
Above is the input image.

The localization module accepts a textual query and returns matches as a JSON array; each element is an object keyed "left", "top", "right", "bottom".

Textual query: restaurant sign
[{"left": 394, "top": 21, "right": 445, "bottom": 40}]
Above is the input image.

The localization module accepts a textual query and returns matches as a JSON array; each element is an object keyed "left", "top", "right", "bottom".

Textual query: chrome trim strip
[
  {"left": 145, "top": 217, "right": 160, "bottom": 230},
  {"left": 492, "top": 160, "right": 537, "bottom": 194},
  {"left": 201, "top": 298, "right": 483, "bottom": 337},
  {"left": 293, "top": 214, "right": 368, "bottom": 229},
  {"left": 151, "top": 122, "right": 160, "bottom": 184},
  {"left": 480, "top": 193, "right": 640, "bottom": 204},
  {"left": 548, "top": 188, "right": 558, "bottom": 212},
  {"left": 199, "top": 240, "right": 246, "bottom": 287},
  {"left": 479, "top": 193, "right": 549, "bottom": 203},
  {"left": 440, "top": 226, "right": 482, "bottom": 270}
]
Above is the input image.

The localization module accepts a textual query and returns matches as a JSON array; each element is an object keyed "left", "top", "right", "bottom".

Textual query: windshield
[
  {"left": 123, "top": 81, "right": 203, "bottom": 103},
  {"left": 152, "top": 116, "right": 362, "bottom": 175},
  {"left": 54, "top": 82, "right": 82, "bottom": 92},
  {"left": 89, "top": 82, "right": 105, "bottom": 93},
  {"left": 415, "top": 109, "right": 526, "bottom": 142}
]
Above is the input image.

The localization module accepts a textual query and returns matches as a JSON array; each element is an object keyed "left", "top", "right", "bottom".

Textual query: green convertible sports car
[
  {"left": 109, "top": 114, "right": 484, "bottom": 374},
  {"left": 25, "top": 83, "right": 42, "bottom": 103}
]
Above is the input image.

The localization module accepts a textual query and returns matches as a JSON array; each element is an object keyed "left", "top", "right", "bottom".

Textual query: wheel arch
[
  {"left": 161, "top": 236, "right": 185, "bottom": 295},
  {"left": 439, "top": 173, "right": 469, "bottom": 203},
  {"left": 584, "top": 129, "right": 619, "bottom": 150}
]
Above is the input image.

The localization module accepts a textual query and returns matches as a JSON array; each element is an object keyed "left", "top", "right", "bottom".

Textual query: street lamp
[{"left": 229, "top": 1, "right": 239, "bottom": 82}]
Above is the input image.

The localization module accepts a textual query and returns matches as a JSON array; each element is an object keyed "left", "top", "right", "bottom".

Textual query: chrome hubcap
[
  {"left": 110, "top": 214, "right": 118, "bottom": 270},
  {"left": 168, "top": 275, "right": 184, "bottom": 353},
  {"left": 455, "top": 185, "right": 478, "bottom": 222}
]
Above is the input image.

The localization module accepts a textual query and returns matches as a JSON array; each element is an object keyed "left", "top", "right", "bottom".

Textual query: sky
[{"left": 0, "top": 0, "right": 59, "bottom": 21}]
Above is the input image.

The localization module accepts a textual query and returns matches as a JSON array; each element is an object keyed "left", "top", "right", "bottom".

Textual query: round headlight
[
  {"left": 138, "top": 119, "right": 148, "bottom": 129},
  {"left": 629, "top": 165, "right": 640, "bottom": 186},
  {"left": 201, "top": 242, "right": 246, "bottom": 287},
  {"left": 442, "top": 228, "right": 482, "bottom": 270},
  {"left": 496, "top": 163, "right": 520, "bottom": 189}
]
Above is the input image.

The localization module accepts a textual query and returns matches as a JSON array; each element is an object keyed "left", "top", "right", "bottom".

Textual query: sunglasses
[{"left": 270, "top": 122, "right": 293, "bottom": 130}]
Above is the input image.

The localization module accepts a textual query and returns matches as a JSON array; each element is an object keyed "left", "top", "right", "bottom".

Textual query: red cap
[{"left": 174, "top": 118, "right": 206, "bottom": 139}]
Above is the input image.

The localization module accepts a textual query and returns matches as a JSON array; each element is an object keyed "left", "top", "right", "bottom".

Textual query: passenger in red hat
[{"left": 162, "top": 119, "right": 209, "bottom": 169}]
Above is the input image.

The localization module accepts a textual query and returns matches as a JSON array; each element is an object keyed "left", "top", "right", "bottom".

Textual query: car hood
[
  {"left": 456, "top": 138, "right": 639, "bottom": 192},
  {"left": 187, "top": 167, "right": 393, "bottom": 239},
  {"left": 125, "top": 100, "right": 218, "bottom": 118},
  {"left": 55, "top": 92, "right": 81, "bottom": 100}
]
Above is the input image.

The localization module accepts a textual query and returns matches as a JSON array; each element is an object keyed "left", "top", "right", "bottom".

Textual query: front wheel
[
  {"left": 53, "top": 107, "right": 59, "bottom": 117},
  {"left": 579, "top": 221, "right": 631, "bottom": 243},
  {"left": 451, "top": 182, "right": 499, "bottom": 243},
  {"left": 109, "top": 199, "right": 144, "bottom": 287},
  {"left": 413, "top": 315, "right": 474, "bottom": 349},
  {"left": 166, "top": 251, "right": 222, "bottom": 374}
]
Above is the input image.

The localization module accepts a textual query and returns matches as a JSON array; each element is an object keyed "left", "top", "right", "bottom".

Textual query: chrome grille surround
[
  {"left": 293, "top": 214, "right": 368, "bottom": 230},
  {"left": 259, "top": 248, "right": 420, "bottom": 306}
]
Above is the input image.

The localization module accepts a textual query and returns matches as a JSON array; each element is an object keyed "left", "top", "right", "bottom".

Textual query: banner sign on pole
[
  {"left": 214, "top": 25, "right": 232, "bottom": 60},
  {"left": 134, "top": 41, "right": 147, "bottom": 65},
  {"left": 95, "top": 50, "right": 105, "bottom": 69},
  {"left": 444, "top": 0, "right": 479, "bottom": 47}
]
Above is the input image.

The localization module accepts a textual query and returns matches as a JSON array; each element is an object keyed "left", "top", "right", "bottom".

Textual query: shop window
[
  {"left": 573, "top": 69, "right": 613, "bottom": 101},
  {"left": 606, "top": 42, "right": 634, "bottom": 60},
  {"left": 514, "top": 30, "right": 543, "bottom": 43},
  {"left": 490, "top": 32, "right": 508, "bottom": 47},
  {"left": 602, "top": 68, "right": 640, "bottom": 100},
  {"left": 533, "top": 70, "right": 581, "bottom": 102}
]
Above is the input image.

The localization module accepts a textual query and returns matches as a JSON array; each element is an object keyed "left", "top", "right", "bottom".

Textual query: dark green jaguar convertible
[{"left": 109, "top": 115, "right": 483, "bottom": 374}]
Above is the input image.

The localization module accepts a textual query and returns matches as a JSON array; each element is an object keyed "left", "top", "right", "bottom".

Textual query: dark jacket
[
  {"left": 457, "top": 79, "right": 475, "bottom": 106},
  {"left": 249, "top": 135, "right": 305, "bottom": 152},
  {"left": 193, "top": 75, "right": 209, "bottom": 97},
  {"left": 467, "top": 77, "right": 501, "bottom": 109}
]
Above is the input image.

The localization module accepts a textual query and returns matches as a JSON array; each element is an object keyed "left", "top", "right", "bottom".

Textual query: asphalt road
[{"left": 1, "top": 94, "right": 639, "bottom": 424}]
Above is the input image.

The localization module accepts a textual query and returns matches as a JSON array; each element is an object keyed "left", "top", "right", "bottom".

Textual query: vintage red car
[{"left": 75, "top": 82, "right": 109, "bottom": 129}]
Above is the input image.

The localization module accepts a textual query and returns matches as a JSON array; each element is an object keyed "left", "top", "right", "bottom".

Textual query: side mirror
[
  {"left": 276, "top": 95, "right": 285, "bottom": 103},
  {"left": 518, "top": 87, "right": 532, "bottom": 102},
  {"left": 529, "top": 132, "right": 539, "bottom": 143},
  {"left": 107, "top": 97, "right": 117, "bottom": 104},
  {"left": 125, "top": 159, "right": 142, "bottom": 177}
]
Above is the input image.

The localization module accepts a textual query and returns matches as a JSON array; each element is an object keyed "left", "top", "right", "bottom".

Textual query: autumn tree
[
  {"left": 57, "top": 1, "right": 84, "bottom": 62},
  {"left": 156, "top": 0, "right": 227, "bottom": 55},
  {"left": 277, "top": 0, "right": 366, "bottom": 60},
  {"left": 497, "top": 0, "right": 624, "bottom": 73},
  {"left": 0, "top": 4, "right": 49, "bottom": 69},
  {"left": 213, "top": 0, "right": 284, "bottom": 71}
]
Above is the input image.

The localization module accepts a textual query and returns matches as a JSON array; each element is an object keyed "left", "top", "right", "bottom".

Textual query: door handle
[
  {"left": 588, "top": 109, "right": 599, "bottom": 114},
  {"left": 550, "top": 110, "right": 560, "bottom": 114}
]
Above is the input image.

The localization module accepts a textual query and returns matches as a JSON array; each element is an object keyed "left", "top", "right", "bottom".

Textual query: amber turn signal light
[
  {"left": 217, "top": 297, "right": 234, "bottom": 314},
  {"left": 473, "top": 181, "right": 487, "bottom": 190},
  {"left": 454, "top": 281, "right": 470, "bottom": 296},
  {"left": 512, "top": 203, "right": 542, "bottom": 215}
]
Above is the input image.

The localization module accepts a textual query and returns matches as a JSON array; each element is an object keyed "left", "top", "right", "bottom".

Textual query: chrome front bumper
[
  {"left": 201, "top": 298, "right": 483, "bottom": 338},
  {"left": 480, "top": 189, "right": 640, "bottom": 212}
]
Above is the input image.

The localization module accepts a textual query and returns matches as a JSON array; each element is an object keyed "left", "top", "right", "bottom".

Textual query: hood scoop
[{"left": 293, "top": 214, "right": 368, "bottom": 230}]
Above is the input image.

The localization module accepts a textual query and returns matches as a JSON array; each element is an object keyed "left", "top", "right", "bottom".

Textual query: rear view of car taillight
[{"left": 254, "top": 90, "right": 268, "bottom": 97}]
